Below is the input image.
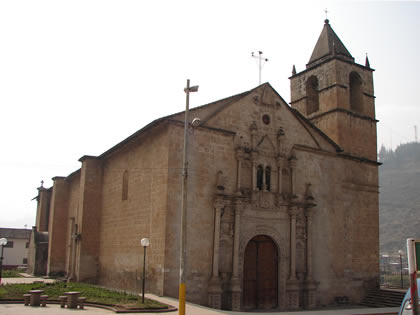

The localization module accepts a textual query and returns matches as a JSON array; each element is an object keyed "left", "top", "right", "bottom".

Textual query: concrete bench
[
  {"left": 59, "top": 295, "right": 67, "bottom": 308},
  {"left": 23, "top": 294, "right": 31, "bottom": 306},
  {"left": 40, "top": 295, "right": 48, "bottom": 307},
  {"left": 64, "top": 291, "right": 80, "bottom": 309},
  {"left": 78, "top": 297, "right": 87, "bottom": 309},
  {"left": 28, "top": 289, "right": 44, "bottom": 306}
]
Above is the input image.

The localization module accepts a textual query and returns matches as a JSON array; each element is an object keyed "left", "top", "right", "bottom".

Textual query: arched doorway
[{"left": 243, "top": 235, "right": 278, "bottom": 310}]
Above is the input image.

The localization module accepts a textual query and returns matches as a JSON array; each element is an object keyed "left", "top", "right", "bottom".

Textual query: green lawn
[
  {"left": 0, "top": 281, "right": 167, "bottom": 309},
  {"left": 1, "top": 270, "right": 23, "bottom": 278}
]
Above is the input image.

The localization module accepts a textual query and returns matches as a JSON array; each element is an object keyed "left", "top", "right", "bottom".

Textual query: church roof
[
  {"left": 307, "top": 19, "right": 354, "bottom": 68},
  {"left": 60, "top": 83, "right": 348, "bottom": 182},
  {"left": 98, "top": 83, "right": 342, "bottom": 159}
]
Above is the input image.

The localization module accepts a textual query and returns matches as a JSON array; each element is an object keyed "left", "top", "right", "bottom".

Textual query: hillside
[{"left": 379, "top": 142, "right": 420, "bottom": 254}]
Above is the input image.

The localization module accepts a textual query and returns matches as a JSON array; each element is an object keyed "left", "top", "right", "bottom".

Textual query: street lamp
[
  {"left": 179, "top": 79, "right": 199, "bottom": 315},
  {"left": 140, "top": 238, "right": 150, "bottom": 304},
  {"left": 0, "top": 238, "right": 8, "bottom": 285},
  {"left": 398, "top": 250, "right": 405, "bottom": 288}
]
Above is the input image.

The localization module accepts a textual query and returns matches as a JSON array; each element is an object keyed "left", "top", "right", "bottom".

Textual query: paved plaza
[{"left": 0, "top": 277, "right": 400, "bottom": 315}]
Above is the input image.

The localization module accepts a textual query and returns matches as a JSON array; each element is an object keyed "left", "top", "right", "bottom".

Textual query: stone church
[{"left": 29, "top": 20, "right": 379, "bottom": 311}]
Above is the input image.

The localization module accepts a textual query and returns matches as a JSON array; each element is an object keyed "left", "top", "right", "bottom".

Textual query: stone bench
[
  {"left": 77, "top": 297, "right": 87, "bottom": 309},
  {"left": 40, "top": 295, "right": 48, "bottom": 307},
  {"left": 23, "top": 294, "right": 31, "bottom": 306},
  {"left": 59, "top": 295, "right": 67, "bottom": 308},
  {"left": 27, "top": 289, "right": 44, "bottom": 306}
]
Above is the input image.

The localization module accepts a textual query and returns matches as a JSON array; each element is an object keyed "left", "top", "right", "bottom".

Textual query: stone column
[
  {"left": 276, "top": 128, "right": 285, "bottom": 196},
  {"left": 288, "top": 206, "right": 298, "bottom": 281},
  {"left": 208, "top": 199, "right": 224, "bottom": 309},
  {"left": 251, "top": 152, "right": 259, "bottom": 202},
  {"left": 277, "top": 156, "right": 284, "bottom": 197},
  {"left": 286, "top": 206, "right": 300, "bottom": 310},
  {"left": 305, "top": 208, "right": 313, "bottom": 281},
  {"left": 304, "top": 206, "right": 317, "bottom": 309},
  {"left": 289, "top": 156, "right": 297, "bottom": 198},
  {"left": 230, "top": 199, "right": 242, "bottom": 311},
  {"left": 235, "top": 149, "right": 243, "bottom": 194}
]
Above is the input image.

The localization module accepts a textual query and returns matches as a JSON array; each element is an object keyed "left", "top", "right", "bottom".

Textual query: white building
[{"left": 0, "top": 228, "right": 31, "bottom": 268}]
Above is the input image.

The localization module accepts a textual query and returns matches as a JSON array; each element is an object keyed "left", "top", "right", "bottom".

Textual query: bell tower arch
[{"left": 289, "top": 19, "right": 377, "bottom": 161}]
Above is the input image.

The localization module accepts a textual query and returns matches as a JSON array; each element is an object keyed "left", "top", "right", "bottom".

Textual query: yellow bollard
[{"left": 179, "top": 283, "right": 186, "bottom": 315}]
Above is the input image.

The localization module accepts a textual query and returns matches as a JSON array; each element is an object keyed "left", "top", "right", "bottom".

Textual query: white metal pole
[{"left": 407, "top": 238, "right": 419, "bottom": 315}]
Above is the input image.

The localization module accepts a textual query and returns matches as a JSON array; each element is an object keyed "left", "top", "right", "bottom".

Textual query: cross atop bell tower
[{"left": 289, "top": 20, "right": 378, "bottom": 162}]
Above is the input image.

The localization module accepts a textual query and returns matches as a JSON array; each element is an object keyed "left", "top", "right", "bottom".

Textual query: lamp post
[
  {"left": 140, "top": 238, "right": 150, "bottom": 304},
  {"left": 0, "top": 238, "right": 8, "bottom": 285},
  {"left": 179, "top": 79, "right": 199, "bottom": 315},
  {"left": 399, "top": 250, "right": 405, "bottom": 288}
]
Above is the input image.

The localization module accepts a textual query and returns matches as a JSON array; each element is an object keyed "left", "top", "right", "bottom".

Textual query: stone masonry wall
[
  {"left": 76, "top": 157, "right": 103, "bottom": 281},
  {"left": 47, "top": 176, "right": 69, "bottom": 275},
  {"left": 290, "top": 59, "right": 377, "bottom": 161},
  {"left": 64, "top": 172, "right": 81, "bottom": 277},
  {"left": 97, "top": 124, "right": 169, "bottom": 296},
  {"left": 164, "top": 121, "right": 237, "bottom": 305}
]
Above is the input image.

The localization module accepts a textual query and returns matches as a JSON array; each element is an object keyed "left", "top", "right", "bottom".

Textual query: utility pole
[{"left": 179, "top": 79, "right": 198, "bottom": 315}]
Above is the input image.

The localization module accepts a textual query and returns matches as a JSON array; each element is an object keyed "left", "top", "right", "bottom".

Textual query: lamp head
[
  {"left": 141, "top": 238, "right": 150, "bottom": 247},
  {"left": 191, "top": 117, "right": 201, "bottom": 127},
  {"left": 0, "top": 238, "right": 7, "bottom": 246},
  {"left": 184, "top": 85, "right": 199, "bottom": 93}
]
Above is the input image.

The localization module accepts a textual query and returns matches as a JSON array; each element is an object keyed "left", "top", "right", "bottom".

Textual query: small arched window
[
  {"left": 349, "top": 71, "right": 363, "bottom": 113},
  {"left": 306, "top": 75, "right": 319, "bottom": 115},
  {"left": 256, "top": 165, "right": 264, "bottom": 191},
  {"left": 122, "top": 170, "right": 129, "bottom": 201},
  {"left": 265, "top": 166, "right": 271, "bottom": 191}
]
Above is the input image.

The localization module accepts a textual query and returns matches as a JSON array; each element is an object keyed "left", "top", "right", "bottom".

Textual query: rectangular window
[
  {"left": 26, "top": 242, "right": 29, "bottom": 248},
  {"left": 5, "top": 241, "right": 14, "bottom": 248},
  {"left": 23, "top": 258, "right": 28, "bottom": 264}
]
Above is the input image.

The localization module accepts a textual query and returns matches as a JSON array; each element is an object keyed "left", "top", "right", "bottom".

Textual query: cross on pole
[{"left": 251, "top": 51, "right": 268, "bottom": 85}]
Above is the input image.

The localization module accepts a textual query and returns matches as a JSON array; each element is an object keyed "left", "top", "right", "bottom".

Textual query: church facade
[{"left": 29, "top": 20, "right": 379, "bottom": 311}]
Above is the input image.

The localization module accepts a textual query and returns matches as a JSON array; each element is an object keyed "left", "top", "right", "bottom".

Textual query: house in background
[{"left": 0, "top": 227, "right": 31, "bottom": 269}]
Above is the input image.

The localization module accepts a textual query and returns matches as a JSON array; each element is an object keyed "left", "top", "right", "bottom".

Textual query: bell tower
[{"left": 290, "top": 19, "right": 377, "bottom": 161}]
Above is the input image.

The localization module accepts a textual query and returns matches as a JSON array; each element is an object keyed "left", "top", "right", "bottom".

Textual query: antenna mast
[{"left": 251, "top": 51, "right": 268, "bottom": 85}]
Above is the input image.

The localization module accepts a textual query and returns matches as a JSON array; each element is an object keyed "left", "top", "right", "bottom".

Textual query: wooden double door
[{"left": 243, "top": 235, "right": 278, "bottom": 310}]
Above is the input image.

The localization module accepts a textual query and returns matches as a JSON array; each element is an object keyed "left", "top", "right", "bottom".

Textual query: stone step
[{"left": 360, "top": 289, "right": 405, "bottom": 308}]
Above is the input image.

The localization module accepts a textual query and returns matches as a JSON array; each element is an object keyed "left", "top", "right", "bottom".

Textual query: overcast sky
[{"left": 1, "top": 0, "right": 419, "bottom": 229}]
